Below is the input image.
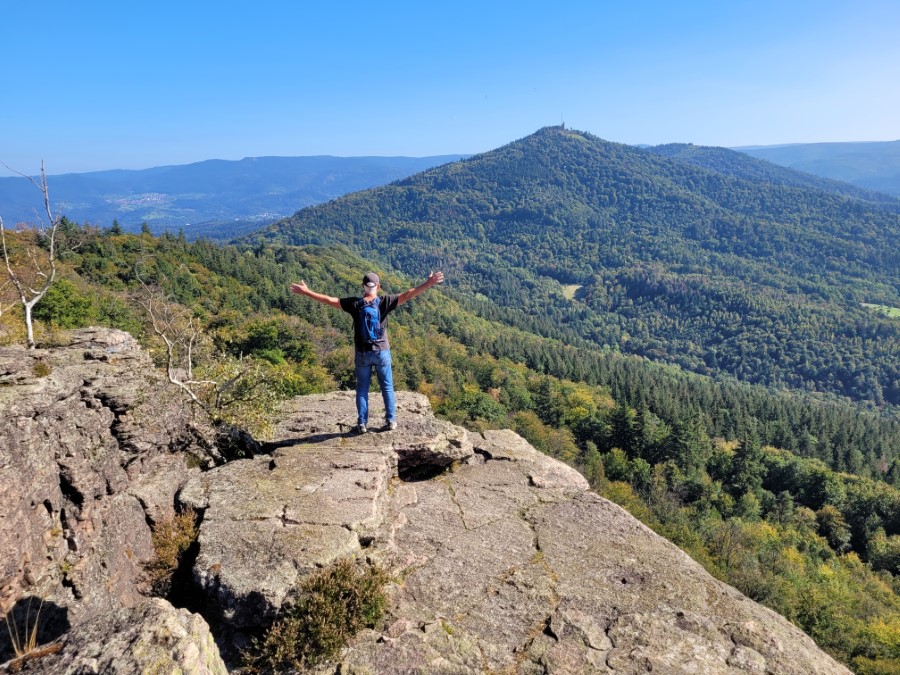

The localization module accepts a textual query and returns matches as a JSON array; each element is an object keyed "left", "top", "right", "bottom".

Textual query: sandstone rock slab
[
  {"left": 21, "top": 598, "right": 227, "bottom": 675},
  {"left": 338, "top": 429, "right": 851, "bottom": 674},
  {"left": 181, "top": 391, "right": 474, "bottom": 630},
  {"left": 179, "top": 444, "right": 392, "bottom": 628},
  {"left": 0, "top": 328, "right": 215, "bottom": 623},
  {"left": 270, "top": 391, "right": 473, "bottom": 472}
]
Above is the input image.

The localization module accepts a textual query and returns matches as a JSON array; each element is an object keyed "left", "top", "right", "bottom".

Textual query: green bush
[
  {"left": 603, "top": 448, "right": 631, "bottom": 482},
  {"left": 247, "top": 558, "right": 389, "bottom": 671},
  {"left": 32, "top": 359, "right": 52, "bottom": 378},
  {"left": 32, "top": 278, "right": 96, "bottom": 328},
  {"left": 95, "top": 295, "right": 143, "bottom": 335},
  {"left": 221, "top": 316, "right": 315, "bottom": 365}
]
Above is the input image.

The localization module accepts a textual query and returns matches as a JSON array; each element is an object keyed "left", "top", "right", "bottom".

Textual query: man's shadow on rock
[
  {"left": 262, "top": 429, "right": 360, "bottom": 451},
  {"left": 0, "top": 596, "right": 70, "bottom": 664}
]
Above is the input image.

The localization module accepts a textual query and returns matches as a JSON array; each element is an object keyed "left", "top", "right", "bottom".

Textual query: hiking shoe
[
  {"left": 387, "top": 421, "right": 398, "bottom": 431},
  {"left": 356, "top": 423, "right": 368, "bottom": 434}
]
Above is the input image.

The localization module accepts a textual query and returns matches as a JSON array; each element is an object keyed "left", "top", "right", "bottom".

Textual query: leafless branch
[
  {"left": 136, "top": 277, "right": 209, "bottom": 408},
  {"left": 1, "top": 160, "right": 64, "bottom": 232},
  {"left": 213, "top": 359, "right": 259, "bottom": 410},
  {"left": 0, "top": 161, "right": 41, "bottom": 190},
  {"left": 1, "top": 217, "right": 35, "bottom": 327},
  {"left": 134, "top": 274, "right": 253, "bottom": 418},
  {"left": 138, "top": 277, "right": 209, "bottom": 412},
  {"left": 133, "top": 259, "right": 265, "bottom": 425}
]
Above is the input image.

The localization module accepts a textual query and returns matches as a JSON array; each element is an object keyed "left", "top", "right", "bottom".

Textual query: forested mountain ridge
[
  {"left": 649, "top": 142, "right": 900, "bottom": 208},
  {"left": 0, "top": 154, "right": 465, "bottom": 239},
  {"left": 251, "top": 126, "right": 900, "bottom": 407}
]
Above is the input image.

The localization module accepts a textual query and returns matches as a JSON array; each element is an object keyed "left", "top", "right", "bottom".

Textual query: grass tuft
[
  {"left": 3, "top": 597, "right": 62, "bottom": 672},
  {"left": 32, "top": 360, "right": 52, "bottom": 378}
]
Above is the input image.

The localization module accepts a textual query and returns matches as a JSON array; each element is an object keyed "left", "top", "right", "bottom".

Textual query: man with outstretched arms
[{"left": 290, "top": 271, "right": 444, "bottom": 433}]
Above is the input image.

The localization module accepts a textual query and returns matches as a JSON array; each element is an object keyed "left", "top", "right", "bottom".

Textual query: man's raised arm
[
  {"left": 290, "top": 280, "right": 342, "bottom": 309},
  {"left": 397, "top": 271, "right": 444, "bottom": 306}
]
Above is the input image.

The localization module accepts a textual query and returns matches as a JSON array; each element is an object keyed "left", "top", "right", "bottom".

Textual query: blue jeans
[{"left": 354, "top": 349, "right": 396, "bottom": 425}]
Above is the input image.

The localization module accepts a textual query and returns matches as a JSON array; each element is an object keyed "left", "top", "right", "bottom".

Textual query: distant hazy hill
[
  {"left": 0, "top": 155, "right": 466, "bottom": 238},
  {"left": 254, "top": 126, "right": 900, "bottom": 406},
  {"left": 651, "top": 142, "right": 900, "bottom": 208},
  {"left": 734, "top": 140, "right": 900, "bottom": 196}
]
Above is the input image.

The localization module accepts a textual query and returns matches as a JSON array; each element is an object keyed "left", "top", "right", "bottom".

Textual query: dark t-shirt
[{"left": 340, "top": 294, "right": 400, "bottom": 352}]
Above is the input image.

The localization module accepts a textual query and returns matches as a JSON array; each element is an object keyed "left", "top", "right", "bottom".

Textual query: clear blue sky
[{"left": 2, "top": 1, "right": 898, "bottom": 175}]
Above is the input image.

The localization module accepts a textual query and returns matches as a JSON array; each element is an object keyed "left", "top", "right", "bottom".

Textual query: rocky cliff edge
[{"left": 1, "top": 330, "right": 850, "bottom": 673}]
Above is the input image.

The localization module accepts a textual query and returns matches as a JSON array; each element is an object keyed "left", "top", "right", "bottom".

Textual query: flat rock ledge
[
  {"left": 179, "top": 391, "right": 473, "bottom": 629},
  {"left": 178, "top": 392, "right": 850, "bottom": 674}
]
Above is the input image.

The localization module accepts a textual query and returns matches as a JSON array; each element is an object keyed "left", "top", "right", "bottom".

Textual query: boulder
[{"left": 17, "top": 598, "right": 226, "bottom": 675}]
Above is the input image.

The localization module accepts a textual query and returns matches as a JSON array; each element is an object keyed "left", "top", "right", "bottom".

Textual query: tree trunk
[{"left": 25, "top": 301, "right": 36, "bottom": 349}]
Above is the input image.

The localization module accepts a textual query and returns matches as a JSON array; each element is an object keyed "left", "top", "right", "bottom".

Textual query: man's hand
[
  {"left": 290, "top": 281, "right": 309, "bottom": 295},
  {"left": 427, "top": 271, "right": 445, "bottom": 287}
]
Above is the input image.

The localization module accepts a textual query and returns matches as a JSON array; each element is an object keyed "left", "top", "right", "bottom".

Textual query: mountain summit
[{"left": 254, "top": 126, "right": 900, "bottom": 406}]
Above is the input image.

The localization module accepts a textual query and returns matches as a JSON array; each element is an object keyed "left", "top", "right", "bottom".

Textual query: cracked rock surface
[
  {"left": 185, "top": 394, "right": 849, "bottom": 674},
  {"left": 2, "top": 336, "right": 851, "bottom": 673},
  {"left": 338, "top": 427, "right": 849, "bottom": 674},
  {"left": 178, "top": 391, "right": 472, "bottom": 629}
]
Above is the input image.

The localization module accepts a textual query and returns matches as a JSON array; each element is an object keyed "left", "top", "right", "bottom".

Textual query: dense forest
[
  {"left": 252, "top": 126, "right": 900, "bottom": 409},
  {"left": 4, "top": 225, "right": 900, "bottom": 672}
]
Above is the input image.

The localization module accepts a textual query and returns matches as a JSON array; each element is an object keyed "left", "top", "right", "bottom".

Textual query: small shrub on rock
[
  {"left": 32, "top": 359, "right": 52, "bottom": 378},
  {"left": 247, "top": 558, "right": 389, "bottom": 672},
  {"left": 146, "top": 509, "right": 198, "bottom": 596},
  {"left": 2, "top": 596, "right": 64, "bottom": 671}
]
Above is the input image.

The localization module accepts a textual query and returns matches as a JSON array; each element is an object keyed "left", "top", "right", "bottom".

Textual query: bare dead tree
[
  {"left": 0, "top": 161, "right": 62, "bottom": 348},
  {"left": 136, "top": 278, "right": 218, "bottom": 410},
  {"left": 135, "top": 273, "right": 263, "bottom": 415}
]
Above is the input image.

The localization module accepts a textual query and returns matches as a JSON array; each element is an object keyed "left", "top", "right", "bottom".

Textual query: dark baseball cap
[{"left": 363, "top": 272, "right": 380, "bottom": 288}]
